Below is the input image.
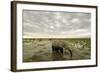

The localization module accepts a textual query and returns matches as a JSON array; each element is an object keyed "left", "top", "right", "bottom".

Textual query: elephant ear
[{"left": 62, "top": 41, "right": 70, "bottom": 48}]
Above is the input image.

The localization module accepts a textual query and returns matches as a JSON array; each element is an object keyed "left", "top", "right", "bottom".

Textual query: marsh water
[{"left": 23, "top": 38, "right": 91, "bottom": 62}]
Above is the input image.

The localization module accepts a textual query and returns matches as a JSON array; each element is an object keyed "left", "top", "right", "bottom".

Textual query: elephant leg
[
  {"left": 60, "top": 48, "right": 63, "bottom": 54},
  {"left": 52, "top": 46, "right": 55, "bottom": 53},
  {"left": 52, "top": 46, "right": 59, "bottom": 53}
]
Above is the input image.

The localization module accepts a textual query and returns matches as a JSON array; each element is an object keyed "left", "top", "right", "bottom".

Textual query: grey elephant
[{"left": 52, "top": 40, "right": 72, "bottom": 59}]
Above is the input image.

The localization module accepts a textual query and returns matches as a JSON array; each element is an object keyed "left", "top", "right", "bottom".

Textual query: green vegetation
[{"left": 23, "top": 38, "right": 91, "bottom": 62}]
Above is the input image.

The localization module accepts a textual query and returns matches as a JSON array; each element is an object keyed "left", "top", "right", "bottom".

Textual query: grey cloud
[{"left": 22, "top": 10, "right": 91, "bottom": 36}]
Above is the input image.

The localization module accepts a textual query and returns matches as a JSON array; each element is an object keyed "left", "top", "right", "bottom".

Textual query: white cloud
[{"left": 71, "top": 18, "right": 79, "bottom": 23}]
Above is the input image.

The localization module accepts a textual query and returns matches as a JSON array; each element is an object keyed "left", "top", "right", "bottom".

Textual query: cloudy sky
[{"left": 22, "top": 10, "right": 91, "bottom": 38}]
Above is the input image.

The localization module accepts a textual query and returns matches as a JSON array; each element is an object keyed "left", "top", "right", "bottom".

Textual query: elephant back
[{"left": 52, "top": 40, "right": 68, "bottom": 48}]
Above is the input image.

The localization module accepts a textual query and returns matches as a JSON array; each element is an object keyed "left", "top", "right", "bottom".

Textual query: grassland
[{"left": 23, "top": 38, "right": 91, "bottom": 62}]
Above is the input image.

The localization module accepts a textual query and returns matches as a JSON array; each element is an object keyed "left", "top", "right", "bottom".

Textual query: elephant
[{"left": 52, "top": 40, "right": 72, "bottom": 59}]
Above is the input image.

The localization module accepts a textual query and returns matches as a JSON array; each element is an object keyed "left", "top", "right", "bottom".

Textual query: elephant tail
[{"left": 65, "top": 48, "right": 72, "bottom": 59}]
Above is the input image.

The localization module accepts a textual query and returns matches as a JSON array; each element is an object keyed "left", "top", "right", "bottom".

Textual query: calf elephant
[{"left": 52, "top": 40, "right": 72, "bottom": 59}]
